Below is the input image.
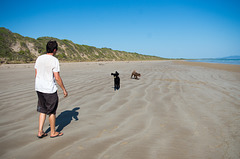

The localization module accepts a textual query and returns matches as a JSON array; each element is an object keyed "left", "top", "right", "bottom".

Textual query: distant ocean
[{"left": 188, "top": 58, "right": 240, "bottom": 65}]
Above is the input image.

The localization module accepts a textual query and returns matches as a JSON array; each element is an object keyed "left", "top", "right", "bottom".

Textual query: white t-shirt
[{"left": 35, "top": 54, "right": 60, "bottom": 93}]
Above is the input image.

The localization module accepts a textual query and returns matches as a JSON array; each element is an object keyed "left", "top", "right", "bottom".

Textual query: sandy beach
[{"left": 0, "top": 61, "right": 240, "bottom": 159}]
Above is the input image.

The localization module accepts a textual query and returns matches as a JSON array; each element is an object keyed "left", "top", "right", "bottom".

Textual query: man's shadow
[{"left": 45, "top": 107, "right": 80, "bottom": 133}]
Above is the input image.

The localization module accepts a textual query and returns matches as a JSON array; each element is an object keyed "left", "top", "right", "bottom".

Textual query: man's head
[{"left": 46, "top": 40, "right": 58, "bottom": 54}]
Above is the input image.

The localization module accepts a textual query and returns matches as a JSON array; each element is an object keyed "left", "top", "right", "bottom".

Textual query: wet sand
[{"left": 0, "top": 61, "right": 239, "bottom": 159}]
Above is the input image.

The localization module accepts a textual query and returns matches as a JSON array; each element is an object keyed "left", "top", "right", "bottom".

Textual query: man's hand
[
  {"left": 54, "top": 72, "right": 68, "bottom": 97},
  {"left": 63, "top": 90, "right": 68, "bottom": 97}
]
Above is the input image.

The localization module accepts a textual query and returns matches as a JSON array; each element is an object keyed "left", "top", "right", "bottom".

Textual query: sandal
[
  {"left": 50, "top": 132, "right": 64, "bottom": 138},
  {"left": 37, "top": 133, "right": 48, "bottom": 139}
]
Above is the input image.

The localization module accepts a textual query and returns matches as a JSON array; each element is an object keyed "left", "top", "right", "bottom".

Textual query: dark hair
[{"left": 46, "top": 40, "right": 58, "bottom": 53}]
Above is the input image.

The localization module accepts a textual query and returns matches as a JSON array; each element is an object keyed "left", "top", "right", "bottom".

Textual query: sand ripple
[{"left": 0, "top": 61, "right": 240, "bottom": 159}]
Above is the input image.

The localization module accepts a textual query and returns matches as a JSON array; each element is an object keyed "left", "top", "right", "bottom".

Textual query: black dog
[{"left": 111, "top": 71, "right": 120, "bottom": 91}]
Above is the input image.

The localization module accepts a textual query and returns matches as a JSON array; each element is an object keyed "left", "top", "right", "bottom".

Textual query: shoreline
[
  {"left": 1, "top": 60, "right": 240, "bottom": 73},
  {"left": 174, "top": 60, "right": 240, "bottom": 73}
]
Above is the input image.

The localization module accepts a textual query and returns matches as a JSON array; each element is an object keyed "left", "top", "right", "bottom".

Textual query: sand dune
[{"left": 0, "top": 61, "right": 240, "bottom": 159}]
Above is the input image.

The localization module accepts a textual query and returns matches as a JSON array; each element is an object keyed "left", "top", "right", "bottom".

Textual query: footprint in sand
[
  {"left": 65, "top": 152, "right": 70, "bottom": 157},
  {"left": 110, "top": 126, "right": 118, "bottom": 133},
  {"left": 78, "top": 146, "right": 85, "bottom": 150},
  {"left": 104, "top": 155, "right": 110, "bottom": 158},
  {"left": 160, "top": 124, "right": 165, "bottom": 127},
  {"left": 120, "top": 142, "right": 128, "bottom": 146}
]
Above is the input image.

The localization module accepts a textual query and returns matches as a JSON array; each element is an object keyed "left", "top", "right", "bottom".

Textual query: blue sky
[{"left": 1, "top": 0, "right": 240, "bottom": 58}]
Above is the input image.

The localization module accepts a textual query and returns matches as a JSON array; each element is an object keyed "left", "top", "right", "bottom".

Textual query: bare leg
[
  {"left": 49, "top": 114, "right": 63, "bottom": 137},
  {"left": 38, "top": 113, "right": 46, "bottom": 136},
  {"left": 49, "top": 114, "right": 56, "bottom": 136}
]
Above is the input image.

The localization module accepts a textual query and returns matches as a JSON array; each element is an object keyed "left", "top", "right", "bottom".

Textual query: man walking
[{"left": 35, "top": 40, "right": 68, "bottom": 138}]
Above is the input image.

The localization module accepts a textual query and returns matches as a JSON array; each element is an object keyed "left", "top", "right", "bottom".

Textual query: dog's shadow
[
  {"left": 45, "top": 107, "right": 80, "bottom": 133},
  {"left": 131, "top": 77, "right": 140, "bottom": 80}
]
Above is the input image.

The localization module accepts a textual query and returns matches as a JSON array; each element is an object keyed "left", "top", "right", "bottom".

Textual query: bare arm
[
  {"left": 35, "top": 69, "right": 37, "bottom": 78},
  {"left": 53, "top": 72, "right": 68, "bottom": 97}
]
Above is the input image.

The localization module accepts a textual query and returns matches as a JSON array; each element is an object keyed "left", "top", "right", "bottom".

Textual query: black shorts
[{"left": 36, "top": 91, "right": 59, "bottom": 115}]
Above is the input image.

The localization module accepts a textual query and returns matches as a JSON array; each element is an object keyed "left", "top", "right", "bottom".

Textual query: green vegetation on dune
[{"left": 0, "top": 27, "right": 166, "bottom": 64}]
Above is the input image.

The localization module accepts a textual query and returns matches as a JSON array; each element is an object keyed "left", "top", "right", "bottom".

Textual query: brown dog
[{"left": 131, "top": 70, "right": 141, "bottom": 79}]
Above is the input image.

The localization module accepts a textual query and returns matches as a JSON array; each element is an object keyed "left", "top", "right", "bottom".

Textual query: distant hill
[
  {"left": 221, "top": 56, "right": 240, "bottom": 59},
  {"left": 0, "top": 27, "right": 166, "bottom": 64}
]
